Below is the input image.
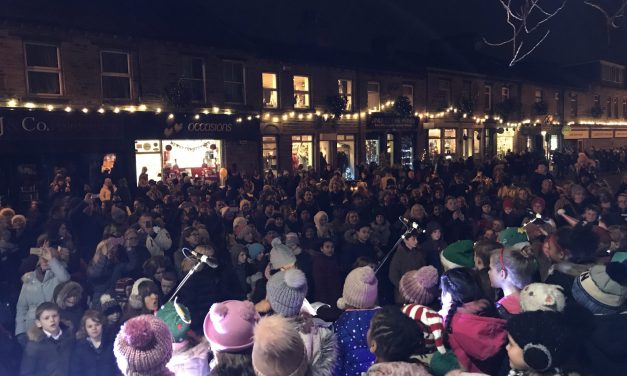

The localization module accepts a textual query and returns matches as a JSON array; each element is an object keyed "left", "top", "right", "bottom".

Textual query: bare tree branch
[{"left": 584, "top": 0, "right": 627, "bottom": 28}]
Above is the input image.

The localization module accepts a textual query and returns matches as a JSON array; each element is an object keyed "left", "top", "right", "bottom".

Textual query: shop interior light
[
  {"left": 64, "top": 106, "right": 72, "bottom": 112},
  {"left": 138, "top": 104, "right": 147, "bottom": 111},
  {"left": 98, "top": 108, "right": 105, "bottom": 114},
  {"left": 7, "top": 99, "right": 17, "bottom": 107},
  {"left": 114, "top": 107, "right": 120, "bottom": 113}
]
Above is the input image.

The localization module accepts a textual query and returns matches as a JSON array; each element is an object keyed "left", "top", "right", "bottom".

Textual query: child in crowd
[
  {"left": 123, "top": 278, "right": 161, "bottom": 321},
  {"left": 312, "top": 238, "right": 343, "bottom": 306},
  {"left": 20, "top": 302, "right": 75, "bottom": 376},
  {"left": 334, "top": 266, "right": 380, "bottom": 376},
  {"left": 53, "top": 280, "right": 84, "bottom": 334},
  {"left": 489, "top": 248, "right": 538, "bottom": 319},
  {"left": 70, "top": 310, "right": 119, "bottom": 376},
  {"left": 159, "top": 271, "right": 177, "bottom": 302},
  {"left": 473, "top": 240, "right": 501, "bottom": 303},
  {"left": 204, "top": 300, "right": 259, "bottom": 376},
  {"left": 252, "top": 314, "right": 309, "bottom": 376},
  {"left": 157, "top": 300, "right": 210, "bottom": 376},
  {"left": 440, "top": 267, "right": 507, "bottom": 374},
  {"left": 365, "top": 306, "right": 431, "bottom": 375},
  {"left": 422, "top": 221, "right": 447, "bottom": 274},
  {"left": 99, "top": 294, "right": 123, "bottom": 339},
  {"left": 440, "top": 240, "right": 475, "bottom": 271}
]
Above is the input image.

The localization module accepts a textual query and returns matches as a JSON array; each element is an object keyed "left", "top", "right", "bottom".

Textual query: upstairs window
[
  {"left": 293, "top": 75, "right": 310, "bottom": 109},
  {"left": 402, "top": 84, "right": 414, "bottom": 107},
  {"left": 180, "top": 57, "right": 205, "bottom": 103},
  {"left": 484, "top": 85, "right": 492, "bottom": 111},
  {"left": 25, "top": 43, "right": 62, "bottom": 95},
  {"left": 601, "top": 64, "right": 624, "bottom": 84},
  {"left": 338, "top": 79, "right": 353, "bottom": 111},
  {"left": 535, "top": 89, "right": 543, "bottom": 103},
  {"left": 223, "top": 61, "right": 245, "bottom": 104},
  {"left": 262, "top": 72, "right": 279, "bottom": 108},
  {"left": 437, "top": 79, "right": 451, "bottom": 109},
  {"left": 367, "top": 81, "right": 380, "bottom": 111},
  {"left": 501, "top": 86, "right": 510, "bottom": 101},
  {"left": 101, "top": 51, "right": 131, "bottom": 100}
]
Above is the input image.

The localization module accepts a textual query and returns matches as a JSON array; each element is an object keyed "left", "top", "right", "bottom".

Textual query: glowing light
[
  {"left": 82, "top": 108, "right": 89, "bottom": 113},
  {"left": 127, "top": 106, "right": 136, "bottom": 113},
  {"left": 138, "top": 104, "right": 147, "bottom": 111},
  {"left": 194, "top": 114, "right": 200, "bottom": 120},
  {"left": 113, "top": 107, "right": 120, "bottom": 113},
  {"left": 168, "top": 113, "right": 174, "bottom": 119},
  {"left": 64, "top": 106, "right": 72, "bottom": 112},
  {"left": 272, "top": 116, "right": 279, "bottom": 123},
  {"left": 306, "top": 113, "right": 313, "bottom": 119},
  {"left": 289, "top": 111, "right": 295, "bottom": 118},
  {"left": 7, "top": 99, "right": 17, "bottom": 107},
  {"left": 224, "top": 109, "right": 232, "bottom": 115},
  {"left": 46, "top": 105, "right": 54, "bottom": 111},
  {"left": 282, "top": 114, "right": 288, "bottom": 120},
  {"left": 212, "top": 107, "right": 219, "bottom": 113},
  {"left": 156, "top": 108, "right": 162, "bottom": 114},
  {"left": 298, "top": 114, "right": 303, "bottom": 120},
  {"left": 202, "top": 110, "right": 209, "bottom": 115},
  {"left": 97, "top": 108, "right": 105, "bottom": 114},
  {"left": 247, "top": 116, "right": 252, "bottom": 120},
  {"left": 236, "top": 118, "right": 242, "bottom": 122},
  {"left": 25, "top": 102, "right": 35, "bottom": 108}
]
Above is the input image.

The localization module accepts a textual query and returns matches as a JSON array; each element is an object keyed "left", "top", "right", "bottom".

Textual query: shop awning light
[
  {"left": 247, "top": 116, "right": 252, "bottom": 120},
  {"left": 64, "top": 106, "right": 72, "bottom": 112},
  {"left": 47, "top": 105, "right": 54, "bottom": 111},
  {"left": 156, "top": 108, "right": 162, "bottom": 114},
  {"left": 272, "top": 116, "right": 279, "bottom": 122},
  {"left": 98, "top": 108, "right": 105, "bottom": 114},
  {"left": 168, "top": 113, "right": 174, "bottom": 119},
  {"left": 202, "top": 110, "right": 209, "bottom": 115},
  {"left": 25, "top": 102, "right": 35, "bottom": 109},
  {"left": 212, "top": 107, "right": 219, "bottom": 113},
  {"left": 82, "top": 108, "right": 89, "bottom": 113},
  {"left": 194, "top": 114, "right": 200, "bottom": 120},
  {"left": 138, "top": 104, "right": 147, "bottom": 111},
  {"left": 224, "top": 109, "right": 232, "bottom": 115},
  {"left": 7, "top": 99, "right": 17, "bottom": 107},
  {"left": 113, "top": 107, "right": 121, "bottom": 113}
]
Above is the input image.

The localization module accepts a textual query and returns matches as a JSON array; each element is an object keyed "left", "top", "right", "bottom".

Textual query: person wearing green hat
[
  {"left": 440, "top": 240, "right": 475, "bottom": 271},
  {"left": 498, "top": 227, "right": 529, "bottom": 248},
  {"left": 156, "top": 299, "right": 210, "bottom": 376}
]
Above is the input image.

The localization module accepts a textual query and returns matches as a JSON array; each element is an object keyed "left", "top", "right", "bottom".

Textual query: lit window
[
  {"left": 367, "top": 81, "right": 380, "bottom": 111},
  {"left": 293, "top": 76, "right": 310, "bottom": 109},
  {"left": 570, "top": 93, "right": 578, "bottom": 117},
  {"left": 101, "top": 51, "right": 131, "bottom": 100},
  {"left": 25, "top": 43, "right": 62, "bottom": 95},
  {"left": 501, "top": 86, "right": 510, "bottom": 101},
  {"left": 262, "top": 73, "right": 279, "bottom": 108},
  {"left": 223, "top": 61, "right": 245, "bottom": 104},
  {"left": 535, "top": 89, "right": 543, "bottom": 103},
  {"left": 402, "top": 84, "right": 414, "bottom": 107},
  {"left": 338, "top": 79, "right": 352, "bottom": 111},
  {"left": 180, "top": 57, "right": 205, "bottom": 103}
]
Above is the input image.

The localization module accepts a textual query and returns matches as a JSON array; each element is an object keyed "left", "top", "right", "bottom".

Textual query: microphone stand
[
  {"left": 374, "top": 218, "right": 423, "bottom": 274},
  {"left": 168, "top": 257, "right": 204, "bottom": 302}
]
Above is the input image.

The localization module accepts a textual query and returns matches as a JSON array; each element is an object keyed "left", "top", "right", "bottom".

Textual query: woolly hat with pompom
[
  {"left": 270, "top": 237, "right": 296, "bottom": 270},
  {"left": 252, "top": 315, "right": 308, "bottom": 376},
  {"left": 114, "top": 314, "right": 174, "bottom": 376},
  {"left": 337, "top": 266, "right": 378, "bottom": 310},
  {"left": 399, "top": 266, "right": 439, "bottom": 305},
  {"left": 572, "top": 262, "right": 627, "bottom": 314},
  {"left": 267, "top": 269, "right": 308, "bottom": 317},
  {"left": 203, "top": 300, "right": 259, "bottom": 352},
  {"left": 100, "top": 294, "right": 122, "bottom": 316}
]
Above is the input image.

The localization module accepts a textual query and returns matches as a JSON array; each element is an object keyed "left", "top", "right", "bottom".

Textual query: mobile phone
[
  {"left": 91, "top": 194, "right": 100, "bottom": 199},
  {"left": 30, "top": 247, "right": 42, "bottom": 256}
]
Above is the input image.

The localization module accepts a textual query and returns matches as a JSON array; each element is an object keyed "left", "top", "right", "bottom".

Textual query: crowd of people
[{"left": 0, "top": 148, "right": 626, "bottom": 376}]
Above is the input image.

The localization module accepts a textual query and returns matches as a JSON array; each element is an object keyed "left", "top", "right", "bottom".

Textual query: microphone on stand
[
  {"left": 183, "top": 247, "right": 218, "bottom": 268},
  {"left": 399, "top": 216, "right": 419, "bottom": 229}
]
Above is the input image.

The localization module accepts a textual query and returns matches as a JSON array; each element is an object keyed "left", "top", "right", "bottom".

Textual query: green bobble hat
[
  {"left": 498, "top": 227, "right": 529, "bottom": 247},
  {"left": 156, "top": 299, "right": 191, "bottom": 343},
  {"left": 440, "top": 240, "right": 475, "bottom": 270}
]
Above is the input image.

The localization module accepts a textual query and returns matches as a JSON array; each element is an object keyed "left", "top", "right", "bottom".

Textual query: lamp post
[{"left": 540, "top": 130, "right": 547, "bottom": 160}]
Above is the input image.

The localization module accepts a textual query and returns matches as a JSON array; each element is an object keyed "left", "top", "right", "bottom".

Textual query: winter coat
[
  {"left": 293, "top": 315, "right": 338, "bottom": 376},
  {"left": 446, "top": 300, "right": 507, "bottom": 375},
  {"left": 340, "top": 237, "right": 376, "bottom": 274},
  {"left": 365, "top": 361, "right": 432, "bottom": 376},
  {"left": 421, "top": 239, "right": 446, "bottom": 275},
  {"left": 579, "top": 312, "right": 627, "bottom": 375},
  {"left": 15, "top": 259, "right": 70, "bottom": 336},
  {"left": 144, "top": 227, "right": 172, "bottom": 257},
  {"left": 87, "top": 254, "right": 134, "bottom": 304},
  {"left": 495, "top": 294, "right": 521, "bottom": 320},
  {"left": 20, "top": 321, "right": 75, "bottom": 376},
  {"left": 53, "top": 281, "right": 84, "bottom": 333},
  {"left": 389, "top": 242, "right": 426, "bottom": 304},
  {"left": 177, "top": 265, "right": 224, "bottom": 332},
  {"left": 369, "top": 221, "right": 391, "bottom": 248},
  {"left": 166, "top": 338, "right": 211, "bottom": 376},
  {"left": 69, "top": 336, "right": 120, "bottom": 376},
  {"left": 312, "top": 252, "right": 343, "bottom": 306},
  {"left": 544, "top": 261, "right": 593, "bottom": 300},
  {"left": 333, "top": 308, "right": 379, "bottom": 376}
]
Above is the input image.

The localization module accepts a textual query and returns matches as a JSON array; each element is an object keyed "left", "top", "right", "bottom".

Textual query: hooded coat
[
  {"left": 294, "top": 315, "right": 338, "bottom": 376},
  {"left": 166, "top": 337, "right": 211, "bottom": 376},
  {"left": 53, "top": 281, "right": 84, "bottom": 332}
]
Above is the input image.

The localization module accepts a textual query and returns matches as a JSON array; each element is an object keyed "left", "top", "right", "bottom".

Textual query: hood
[
  {"left": 366, "top": 361, "right": 431, "bottom": 376},
  {"left": 551, "top": 261, "right": 593, "bottom": 278},
  {"left": 449, "top": 311, "right": 507, "bottom": 361},
  {"left": 54, "top": 281, "right": 83, "bottom": 309},
  {"left": 26, "top": 320, "right": 73, "bottom": 342}
]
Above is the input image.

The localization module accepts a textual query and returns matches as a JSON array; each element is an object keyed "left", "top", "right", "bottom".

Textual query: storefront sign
[
  {"left": 368, "top": 114, "right": 418, "bottom": 130},
  {"left": 563, "top": 129, "right": 589, "bottom": 139},
  {"left": 590, "top": 130, "right": 613, "bottom": 139},
  {"left": 615, "top": 130, "right": 627, "bottom": 138}
]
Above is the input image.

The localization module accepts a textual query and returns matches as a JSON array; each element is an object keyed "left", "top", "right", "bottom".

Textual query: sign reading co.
[{"left": 0, "top": 116, "right": 51, "bottom": 137}]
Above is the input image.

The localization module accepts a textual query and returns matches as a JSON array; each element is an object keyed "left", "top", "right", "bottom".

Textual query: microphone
[
  {"left": 183, "top": 248, "right": 218, "bottom": 268},
  {"left": 399, "top": 216, "right": 419, "bottom": 229}
]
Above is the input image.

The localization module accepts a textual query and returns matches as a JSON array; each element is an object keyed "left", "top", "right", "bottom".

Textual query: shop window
[
  {"left": 223, "top": 61, "right": 245, "bottom": 104},
  {"left": 365, "top": 139, "right": 380, "bottom": 165},
  {"left": 570, "top": 93, "right": 578, "bottom": 117},
  {"left": 400, "top": 135, "right": 413, "bottom": 168},
  {"left": 501, "top": 86, "right": 510, "bottom": 101},
  {"left": 594, "top": 95, "right": 600, "bottom": 105},
  {"left": 550, "top": 135, "right": 559, "bottom": 151},
  {"left": 496, "top": 128, "right": 515, "bottom": 156},
  {"left": 25, "top": 43, "right": 62, "bottom": 96},
  {"left": 101, "top": 51, "right": 131, "bottom": 100},
  {"left": 292, "top": 135, "right": 313, "bottom": 170},
  {"left": 437, "top": 79, "right": 451, "bottom": 109},
  {"left": 262, "top": 136, "right": 278, "bottom": 174},
  {"left": 338, "top": 79, "right": 352, "bottom": 111},
  {"left": 428, "top": 129, "right": 441, "bottom": 157},
  {"left": 473, "top": 131, "right": 481, "bottom": 155},
  {"left": 368, "top": 81, "right": 380, "bottom": 111},
  {"left": 386, "top": 134, "right": 394, "bottom": 165},
  {"left": 180, "top": 57, "right": 205, "bottom": 103},
  {"left": 484, "top": 85, "right": 492, "bottom": 111},
  {"left": 443, "top": 129, "right": 456, "bottom": 155},
  {"left": 319, "top": 140, "right": 331, "bottom": 171},
  {"left": 262, "top": 73, "right": 279, "bottom": 108},
  {"left": 535, "top": 89, "right": 543, "bottom": 103},
  {"left": 402, "top": 84, "right": 414, "bottom": 107},
  {"left": 337, "top": 134, "right": 355, "bottom": 179},
  {"left": 293, "top": 75, "right": 310, "bottom": 109}
]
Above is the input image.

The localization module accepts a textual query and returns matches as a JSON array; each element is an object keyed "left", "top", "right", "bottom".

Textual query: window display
[
  {"left": 428, "top": 129, "right": 441, "bottom": 157},
  {"left": 337, "top": 135, "right": 355, "bottom": 180},
  {"left": 366, "top": 139, "right": 380, "bottom": 165},
  {"left": 292, "top": 135, "right": 313, "bottom": 170},
  {"left": 443, "top": 129, "right": 456, "bottom": 155},
  {"left": 496, "top": 128, "right": 515, "bottom": 156},
  {"left": 400, "top": 135, "right": 413, "bottom": 168},
  {"left": 262, "top": 136, "right": 278, "bottom": 174},
  {"left": 386, "top": 134, "right": 394, "bottom": 166}
]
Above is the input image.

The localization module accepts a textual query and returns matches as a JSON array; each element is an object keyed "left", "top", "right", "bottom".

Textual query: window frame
[
  {"left": 501, "top": 86, "right": 510, "bottom": 101},
  {"left": 180, "top": 56, "right": 206, "bottom": 103},
  {"left": 534, "top": 89, "right": 543, "bottom": 103},
  {"left": 484, "top": 84, "right": 492, "bottom": 111},
  {"left": 223, "top": 60, "right": 246, "bottom": 105},
  {"left": 24, "top": 42, "right": 63, "bottom": 96},
  {"left": 402, "top": 84, "right": 414, "bottom": 107},
  {"left": 293, "top": 75, "right": 311, "bottom": 109},
  {"left": 338, "top": 79, "right": 353, "bottom": 111},
  {"left": 262, "top": 72, "right": 279, "bottom": 109},
  {"left": 100, "top": 50, "right": 132, "bottom": 100},
  {"left": 367, "top": 81, "right": 381, "bottom": 111}
]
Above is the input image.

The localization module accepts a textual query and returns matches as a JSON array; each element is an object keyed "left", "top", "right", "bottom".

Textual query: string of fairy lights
[{"left": 3, "top": 98, "right": 627, "bottom": 127}]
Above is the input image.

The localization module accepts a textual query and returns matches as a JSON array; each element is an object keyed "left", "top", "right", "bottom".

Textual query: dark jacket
[
  {"left": 20, "top": 321, "right": 75, "bottom": 376},
  {"left": 177, "top": 264, "right": 224, "bottom": 332},
  {"left": 70, "top": 336, "right": 120, "bottom": 376},
  {"left": 312, "top": 252, "right": 343, "bottom": 306},
  {"left": 388, "top": 242, "right": 426, "bottom": 304}
]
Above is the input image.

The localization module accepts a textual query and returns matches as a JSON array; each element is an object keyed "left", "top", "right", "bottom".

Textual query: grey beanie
[
  {"left": 270, "top": 238, "right": 296, "bottom": 270},
  {"left": 267, "top": 269, "right": 308, "bottom": 317},
  {"left": 572, "top": 262, "right": 627, "bottom": 315}
]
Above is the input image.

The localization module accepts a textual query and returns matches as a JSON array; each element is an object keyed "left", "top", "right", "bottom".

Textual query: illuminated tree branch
[{"left": 584, "top": 0, "right": 627, "bottom": 28}]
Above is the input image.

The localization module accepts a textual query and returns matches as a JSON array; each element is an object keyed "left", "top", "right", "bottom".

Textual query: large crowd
[{"left": 1, "top": 147, "right": 627, "bottom": 376}]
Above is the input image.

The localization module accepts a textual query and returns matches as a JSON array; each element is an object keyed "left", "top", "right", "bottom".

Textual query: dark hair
[
  {"left": 77, "top": 310, "right": 105, "bottom": 340},
  {"left": 212, "top": 350, "right": 255, "bottom": 376},
  {"left": 369, "top": 306, "right": 423, "bottom": 362},
  {"left": 473, "top": 240, "right": 501, "bottom": 268},
  {"left": 555, "top": 226, "right": 598, "bottom": 264},
  {"left": 142, "top": 256, "right": 171, "bottom": 278},
  {"left": 161, "top": 271, "right": 177, "bottom": 283},
  {"left": 35, "top": 302, "right": 59, "bottom": 320}
]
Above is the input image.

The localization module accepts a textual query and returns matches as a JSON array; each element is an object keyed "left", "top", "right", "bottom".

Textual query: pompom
[
  {"left": 337, "top": 297, "right": 348, "bottom": 310},
  {"left": 416, "top": 266, "right": 439, "bottom": 289},
  {"left": 210, "top": 303, "right": 228, "bottom": 322},
  {"left": 284, "top": 269, "right": 306, "bottom": 289},
  {"left": 360, "top": 267, "right": 377, "bottom": 285},
  {"left": 100, "top": 293, "right": 114, "bottom": 305},
  {"left": 254, "top": 315, "right": 299, "bottom": 357},
  {"left": 123, "top": 318, "right": 156, "bottom": 349},
  {"left": 606, "top": 262, "right": 627, "bottom": 285},
  {"left": 239, "top": 301, "right": 258, "bottom": 322},
  {"left": 271, "top": 237, "right": 282, "bottom": 247}
]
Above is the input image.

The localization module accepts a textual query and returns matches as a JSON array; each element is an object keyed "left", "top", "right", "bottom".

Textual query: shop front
[
  {"left": 366, "top": 113, "right": 420, "bottom": 168},
  {"left": 425, "top": 119, "right": 484, "bottom": 158}
]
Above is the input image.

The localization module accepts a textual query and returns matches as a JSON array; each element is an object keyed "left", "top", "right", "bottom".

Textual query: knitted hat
[
  {"left": 247, "top": 243, "right": 265, "bottom": 259},
  {"left": 252, "top": 315, "right": 308, "bottom": 376},
  {"left": 114, "top": 315, "right": 173, "bottom": 376},
  {"left": 572, "top": 262, "right": 627, "bottom": 314},
  {"left": 100, "top": 294, "right": 123, "bottom": 316},
  {"left": 440, "top": 240, "right": 475, "bottom": 270},
  {"left": 520, "top": 283, "right": 567, "bottom": 313},
  {"left": 502, "top": 197, "right": 514, "bottom": 210},
  {"left": 285, "top": 232, "right": 300, "bottom": 248},
  {"left": 429, "top": 350, "right": 461, "bottom": 376},
  {"left": 267, "top": 269, "right": 308, "bottom": 317},
  {"left": 156, "top": 300, "right": 191, "bottom": 343},
  {"left": 399, "top": 266, "right": 439, "bottom": 305},
  {"left": 337, "top": 266, "right": 378, "bottom": 310},
  {"left": 203, "top": 300, "right": 259, "bottom": 352},
  {"left": 270, "top": 238, "right": 296, "bottom": 270},
  {"left": 498, "top": 227, "right": 529, "bottom": 247},
  {"left": 129, "top": 278, "right": 158, "bottom": 310},
  {"left": 401, "top": 304, "right": 446, "bottom": 354},
  {"left": 507, "top": 311, "right": 575, "bottom": 372}
]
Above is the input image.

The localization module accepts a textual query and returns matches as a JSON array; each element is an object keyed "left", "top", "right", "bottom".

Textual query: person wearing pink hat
[{"left": 203, "top": 300, "right": 259, "bottom": 375}]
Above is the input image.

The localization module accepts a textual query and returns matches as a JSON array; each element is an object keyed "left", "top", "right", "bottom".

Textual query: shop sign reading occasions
[
  {"left": 368, "top": 113, "right": 419, "bottom": 130},
  {"left": 147, "top": 113, "right": 259, "bottom": 141}
]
